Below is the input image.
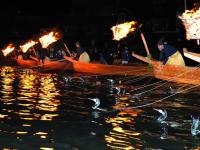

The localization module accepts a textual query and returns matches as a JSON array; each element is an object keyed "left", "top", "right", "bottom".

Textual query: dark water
[{"left": 0, "top": 66, "right": 200, "bottom": 150}]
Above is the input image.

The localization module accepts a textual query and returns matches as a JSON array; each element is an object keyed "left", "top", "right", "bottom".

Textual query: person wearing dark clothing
[
  {"left": 38, "top": 48, "right": 46, "bottom": 64},
  {"left": 121, "top": 46, "right": 132, "bottom": 64},
  {"left": 88, "top": 40, "right": 99, "bottom": 61},
  {"left": 73, "top": 41, "right": 90, "bottom": 63},
  {"left": 157, "top": 38, "right": 185, "bottom": 66},
  {"left": 159, "top": 45, "right": 177, "bottom": 64},
  {"left": 99, "top": 42, "right": 114, "bottom": 65}
]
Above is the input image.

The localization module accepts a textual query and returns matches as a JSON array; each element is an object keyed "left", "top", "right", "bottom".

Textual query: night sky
[{"left": 0, "top": 0, "right": 198, "bottom": 47}]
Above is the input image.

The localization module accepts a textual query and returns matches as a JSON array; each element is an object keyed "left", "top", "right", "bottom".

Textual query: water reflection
[
  {"left": 0, "top": 68, "right": 62, "bottom": 149},
  {"left": 36, "top": 75, "right": 60, "bottom": 121},
  {"left": 105, "top": 96, "right": 143, "bottom": 150},
  {"left": 17, "top": 72, "right": 61, "bottom": 121},
  {"left": 0, "top": 68, "right": 199, "bottom": 149},
  {"left": 0, "top": 67, "right": 15, "bottom": 104}
]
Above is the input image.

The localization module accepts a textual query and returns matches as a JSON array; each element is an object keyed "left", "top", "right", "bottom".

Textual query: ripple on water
[{"left": 0, "top": 67, "right": 199, "bottom": 149}]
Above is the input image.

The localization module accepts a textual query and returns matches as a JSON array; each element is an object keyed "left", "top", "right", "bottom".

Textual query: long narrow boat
[
  {"left": 17, "top": 55, "right": 72, "bottom": 72},
  {"left": 63, "top": 56, "right": 153, "bottom": 76},
  {"left": 183, "top": 48, "right": 200, "bottom": 63},
  {"left": 132, "top": 53, "right": 200, "bottom": 84}
]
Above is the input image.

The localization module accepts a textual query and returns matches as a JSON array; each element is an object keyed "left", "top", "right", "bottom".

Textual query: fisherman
[
  {"left": 88, "top": 39, "right": 99, "bottom": 61},
  {"left": 120, "top": 43, "right": 132, "bottom": 64},
  {"left": 99, "top": 42, "right": 114, "bottom": 65},
  {"left": 157, "top": 38, "right": 185, "bottom": 66},
  {"left": 49, "top": 46, "right": 54, "bottom": 59},
  {"left": 73, "top": 41, "right": 90, "bottom": 63},
  {"left": 38, "top": 47, "right": 46, "bottom": 64},
  {"left": 57, "top": 49, "right": 66, "bottom": 59}
]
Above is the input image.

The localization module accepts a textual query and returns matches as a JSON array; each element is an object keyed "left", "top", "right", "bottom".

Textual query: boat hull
[
  {"left": 17, "top": 57, "right": 72, "bottom": 72},
  {"left": 64, "top": 56, "right": 152, "bottom": 76},
  {"left": 132, "top": 53, "right": 200, "bottom": 84}
]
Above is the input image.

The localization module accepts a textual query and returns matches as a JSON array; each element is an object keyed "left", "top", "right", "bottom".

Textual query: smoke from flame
[
  {"left": 111, "top": 21, "right": 138, "bottom": 41},
  {"left": 20, "top": 40, "right": 38, "bottom": 53},
  {"left": 39, "top": 31, "right": 61, "bottom": 48},
  {"left": 179, "top": 6, "right": 200, "bottom": 40},
  {"left": 2, "top": 44, "right": 15, "bottom": 56}
]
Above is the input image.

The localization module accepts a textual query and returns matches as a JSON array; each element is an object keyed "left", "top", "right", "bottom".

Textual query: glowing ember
[
  {"left": 2, "top": 44, "right": 15, "bottom": 56},
  {"left": 111, "top": 21, "right": 138, "bottom": 41},
  {"left": 39, "top": 31, "right": 61, "bottom": 48},
  {"left": 179, "top": 6, "right": 200, "bottom": 40},
  {"left": 20, "top": 40, "right": 38, "bottom": 53}
]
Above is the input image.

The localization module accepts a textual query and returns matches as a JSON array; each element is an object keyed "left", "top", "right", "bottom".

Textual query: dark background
[{"left": 0, "top": 0, "right": 199, "bottom": 54}]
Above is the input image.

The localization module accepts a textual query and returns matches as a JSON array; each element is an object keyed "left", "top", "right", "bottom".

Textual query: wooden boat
[
  {"left": 132, "top": 53, "right": 200, "bottom": 84},
  {"left": 17, "top": 55, "right": 72, "bottom": 72},
  {"left": 183, "top": 48, "right": 200, "bottom": 63},
  {"left": 63, "top": 56, "right": 152, "bottom": 76}
]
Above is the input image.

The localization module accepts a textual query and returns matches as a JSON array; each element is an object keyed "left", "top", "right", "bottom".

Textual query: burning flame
[
  {"left": 20, "top": 40, "right": 38, "bottom": 53},
  {"left": 179, "top": 6, "right": 200, "bottom": 40},
  {"left": 39, "top": 31, "right": 60, "bottom": 48},
  {"left": 2, "top": 44, "right": 15, "bottom": 56},
  {"left": 111, "top": 21, "right": 138, "bottom": 41}
]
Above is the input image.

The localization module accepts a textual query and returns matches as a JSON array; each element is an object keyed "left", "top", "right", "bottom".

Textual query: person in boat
[
  {"left": 15, "top": 48, "right": 22, "bottom": 59},
  {"left": 120, "top": 43, "right": 132, "bottom": 64},
  {"left": 49, "top": 46, "right": 54, "bottom": 59},
  {"left": 99, "top": 42, "right": 114, "bottom": 65},
  {"left": 56, "top": 49, "right": 66, "bottom": 59},
  {"left": 88, "top": 39, "right": 99, "bottom": 61},
  {"left": 157, "top": 38, "right": 185, "bottom": 66},
  {"left": 38, "top": 48, "right": 47, "bottom": 64},
  {"left": 72, "top": 41, "right": 90, "bottom": 63}
]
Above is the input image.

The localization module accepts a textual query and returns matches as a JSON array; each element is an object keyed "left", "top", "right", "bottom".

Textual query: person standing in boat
[
  {"left": 38, "top": 47, "right": 47, "bottom": 64},
  {"left": 88, "top": 39, "right": 99, "bottom": 61},
  {"left": 73, "top": 41, "right": 90, "bottom": 63},
  {"left": 157, "top": 38, "right": 185, "bottom": 66}
]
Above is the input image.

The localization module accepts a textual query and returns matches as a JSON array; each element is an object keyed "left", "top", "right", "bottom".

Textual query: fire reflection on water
[
  {"left": 0, "top": 67, "right": 15, "bottom": 119},
  {"left": 37, "top": 75, "right": 60, "bottom": 120},
  {"left": 1, "top": 67, "right": 15, "bottom": 102},
  {"left": 104, "top": 97, "right": 142, "bottom": 150},
  {"left": 17, "top": 71, "right": 60, "bottom": 121},
  {"left": 0, "top": 68, "right": 61, "bottom": 145}
]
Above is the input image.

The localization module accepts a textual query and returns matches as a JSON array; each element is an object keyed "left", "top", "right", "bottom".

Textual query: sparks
[
  {"left": 2, "top": 44, "right": 15, "bottom": 56},
  {"left": 39, "top": 31, "right": 61, "bottom": 48},
  {"left": 111, "top": 21, "right": 138, "bottom": 41},
  {"left": 179, "top": 5, "right": 200, "bottom": 40},
  {"left": 20, "top": 40, "right": 38, "bottom": 53}
]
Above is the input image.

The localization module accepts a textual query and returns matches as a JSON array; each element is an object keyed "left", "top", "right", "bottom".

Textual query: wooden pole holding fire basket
[
  {"left": 138, "top": 25, "right": 150, "bottom": 56},
  {"left": 140, "top": 32, "right": 150, "bottom": 56},
  {"left": 61, "top": 39, "right": 72, "bottom": 57}
]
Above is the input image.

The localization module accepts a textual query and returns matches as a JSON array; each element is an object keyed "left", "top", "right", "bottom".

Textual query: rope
[
  {"left": 123, "top": 75, "right": 149, "bottom": 84},
  {"left": 133, "top": 64, "right": 200, "bottom": 96},
  {"left": 129, "top": 79, "right": 165, "bottom": 93},
  {"left": 118, "top": 84, "right": 200, "bottom": 110}
]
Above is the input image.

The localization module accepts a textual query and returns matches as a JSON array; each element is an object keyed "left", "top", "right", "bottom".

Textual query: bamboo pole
[
  {"left": 61, "top": 39, "right": 72, "bottom": 57},
  {"left": 140, "top": 32, "right": 150, "bottom": 56}
]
